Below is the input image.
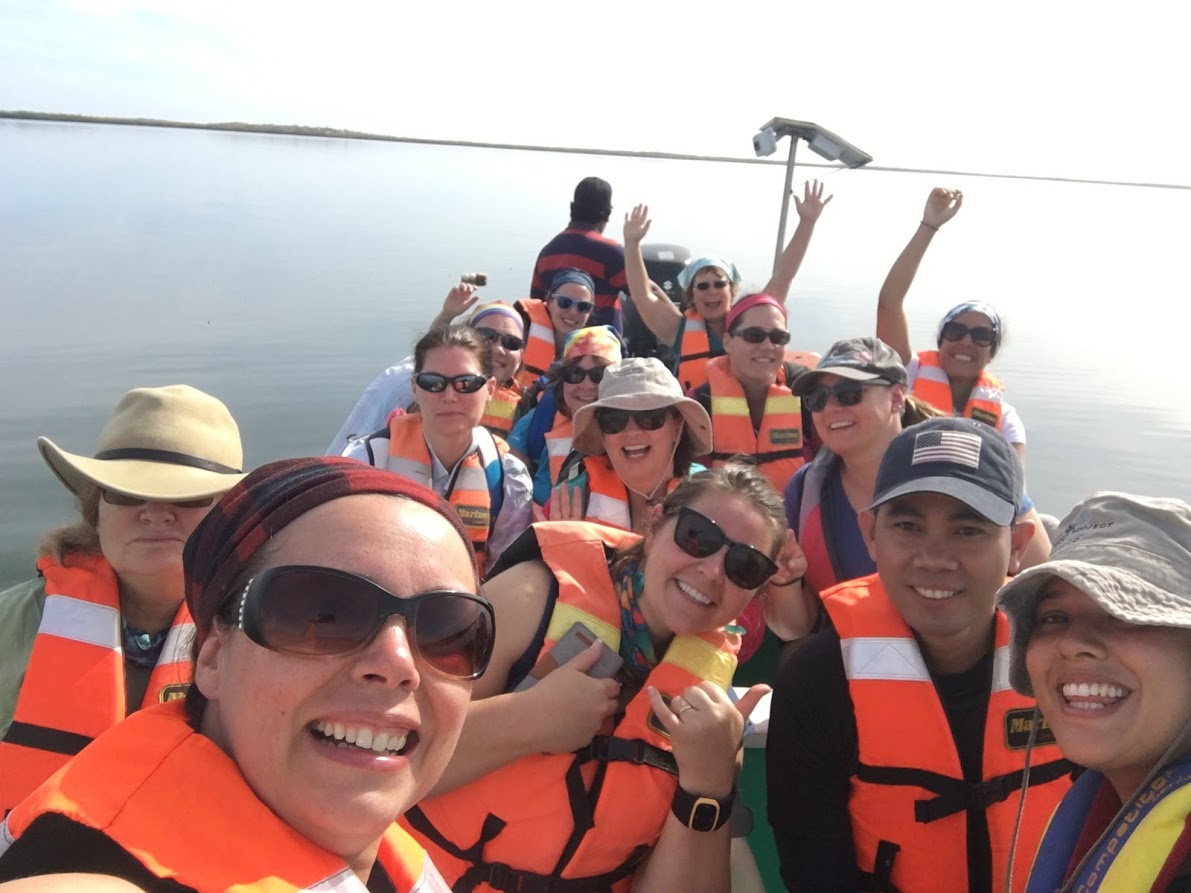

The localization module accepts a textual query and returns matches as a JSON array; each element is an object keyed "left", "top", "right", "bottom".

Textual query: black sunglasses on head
[
  {"left": 733, "top": 326, "right": 791, "bottom": 346},
  {"left": 940, "top": 321, "right": 996, "bottom": 347},
  {"left": 694, "top": 280, "right": 730, "bottom": 291},
  {"left": 560, "top": 364, "right": 607, "bottom": 385},
  {"left": 414, "top": 372, "right": 489, "bottom": 394},
  {"left": 672, "top": 507, "right": 777, "bottom": 590},
  {"left": 803, "top": 379, "right": 891, "bottom": 413},
  {"left": 474, "top": 328, "right": 526, "bottom": 352},
  {"left": 231, "top": 565, "right": 494, "bottom": 680},
  {"left": 552, "top": 294, "right": 594, "bottom": 314},
  {"left": 595, "top": 407, "right": 674, "bottom": 435}
]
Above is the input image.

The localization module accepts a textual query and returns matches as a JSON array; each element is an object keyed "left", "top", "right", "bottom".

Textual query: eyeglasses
[
  {"left": 414, "top": 372, "right": 490, "bottom": 394},
  {"left": 694, "top": 280, "right": 730, "bottom": 292},
  {"left": 733, "top": 326, "right": 791, "bottom": 346},
  {"left": 803, "top": 380, "right": 891, "bottom": 413},
  {"left": 940, "top": 321, "right": 996, "bottom": 347},
  {"left": 231, "top": 565, "right": 495, "bottom": 680},
  {"left": 595, "top": 407, "right": 674, "bottom": 435},
  {"left": 671, "top": 507, "right": 777, "bottom": 590},
  {"left": 552, "top": 295, "right": 594, "bottom": 314},
  {"left": 560, "top": 364, "right": 607, "bottom": 385},
  {"left": 474, "top": 328, "right": 526, "bottom": 352},
  {"left": 101, "top": 489, "right": 215, "bottom": 510}
]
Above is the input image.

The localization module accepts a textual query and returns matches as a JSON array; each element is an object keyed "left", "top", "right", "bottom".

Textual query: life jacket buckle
[{"left": 484, "top": 862, "right": 555, "bottom": 893}]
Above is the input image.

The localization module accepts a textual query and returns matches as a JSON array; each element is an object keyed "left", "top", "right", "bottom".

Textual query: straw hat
[
  {"left": 571, "top": 358, "right": 712, "bottom": 456},
  {"left": 38, "top": 385, "right": 246, "bottom": 502}
]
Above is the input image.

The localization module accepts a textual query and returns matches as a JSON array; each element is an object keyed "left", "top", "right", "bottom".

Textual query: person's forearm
[
  {"left": 632, "top": 816, "right": 732, "bottom": 893},
  {"left": 764, "top": 218, "right": 818, "bottom": 303},
  {"left": 876, "top": 223, "right": 936, "bottom": 363},
  {"left": 763, "top": 578, "right": 819, "bottom": 641}
]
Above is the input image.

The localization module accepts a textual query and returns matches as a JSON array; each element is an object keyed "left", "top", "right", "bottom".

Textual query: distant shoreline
[{"left": 3, "top": 110, "right": 1186, "bottom": 190}]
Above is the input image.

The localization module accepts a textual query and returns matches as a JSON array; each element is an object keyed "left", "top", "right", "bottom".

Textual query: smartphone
[{"left": 513, "top": 622, "right": 623, "bottom": 692}]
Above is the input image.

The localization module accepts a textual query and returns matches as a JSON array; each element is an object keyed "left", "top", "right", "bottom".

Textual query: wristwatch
[{"left": 670, "top": 783, "right": 735, "bottom": 832}]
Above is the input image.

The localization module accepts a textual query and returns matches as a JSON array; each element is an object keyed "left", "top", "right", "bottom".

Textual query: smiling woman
[{"left": 0, "top": 456, "right": 483, "bottom": 892}]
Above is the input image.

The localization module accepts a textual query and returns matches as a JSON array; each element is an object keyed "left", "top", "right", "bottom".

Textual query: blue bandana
[{"left": 549, "top": 268, "right": 596, "bottom": 295}]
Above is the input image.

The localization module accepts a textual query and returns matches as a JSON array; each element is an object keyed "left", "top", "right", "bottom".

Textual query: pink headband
[{"left": 725, "top": 293, "right": 787, "bottom": 333}]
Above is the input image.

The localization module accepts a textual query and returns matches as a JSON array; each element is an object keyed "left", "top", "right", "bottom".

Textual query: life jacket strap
[
  {"left": 709, "top": 448, "right": 803, "bottom": 464},
  {"left": 679, "top": 350, "right": 714, "bottom": 362},
  {"left": 858, "top": 839, "right": 903, "bottom": 892},
  {"left": 2, "top": 721, "right": 93, "bottom": 756},
  {"left": 457, "top": 845, "right": 649, "bottom": 893},
  {"left": 576, "top": 736, "right": 678, "bottom": 776}
]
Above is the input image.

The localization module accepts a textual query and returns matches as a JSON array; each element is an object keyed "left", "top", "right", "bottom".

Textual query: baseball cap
[
  {"left": 998, "top": 492, "right": 1191, "bottom": 695},
  {"left": 869, "top": 417, "right": 1022, "bottom": 526},
  {"left": 793, "top": 336, "right": 907, "bottom": 395}
]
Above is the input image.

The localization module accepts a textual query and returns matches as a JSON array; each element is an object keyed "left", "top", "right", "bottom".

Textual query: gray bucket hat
[{"left": 997, "top": 491, "right": 1191, "bottom": 696}]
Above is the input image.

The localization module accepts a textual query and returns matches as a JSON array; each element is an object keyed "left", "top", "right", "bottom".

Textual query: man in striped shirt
[{"left": 530, "top": 176, "right": 628, "bottom": 332}]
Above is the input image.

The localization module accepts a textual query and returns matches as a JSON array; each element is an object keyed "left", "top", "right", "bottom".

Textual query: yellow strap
[{"left": 664, "top": 635, "right": 737, "bottom": 689}]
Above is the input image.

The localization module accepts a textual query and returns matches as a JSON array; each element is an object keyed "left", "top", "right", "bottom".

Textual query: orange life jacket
[
  {"left": 576, "top": 457, "right": 682, "bottom": 533},
  {"left": 676, "top": 309, "right": 719, "bottom": 391},
  {"left": 480, "top": 380, "right": 524, "bottom": 437},
  {"left": 912, "top": 350, "right": 1005, "bottom": 430},
  {"left": 0, "top": 701, "right": 448, "bottom": 892},
  {"left": 402, "top": 521, "right": 740, "bottom": 893},
  {"left": 544, "top": 416, "right": 575, "bottom": 488},
  {"left": 515, "top": 299, "right": 558, "bottom": 388},
  {"left": 705, "top": 355, "right": 806, "bottom": 493},
  {"left": 821, "top": 574, "right": 1073, "bottom": 893},
  {"left": 0, "top": 553, "right": 194, "bottom": 816},
  {"left": 384, "top": 414, "right": 507, "bottom": 575}
]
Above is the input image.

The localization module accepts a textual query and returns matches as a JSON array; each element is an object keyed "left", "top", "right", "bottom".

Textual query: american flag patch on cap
[{"left": 912, "top": 430, "right": 982, "bottom": 468}]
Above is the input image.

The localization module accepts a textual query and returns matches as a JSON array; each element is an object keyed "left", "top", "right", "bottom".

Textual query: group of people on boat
[{"left": 0, "top": 179, "right": 1188, "bottom": 893}]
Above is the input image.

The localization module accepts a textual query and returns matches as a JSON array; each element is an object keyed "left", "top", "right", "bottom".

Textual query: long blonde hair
[{"left": 37, "top": 485, "right": 102, "bottom": 564}]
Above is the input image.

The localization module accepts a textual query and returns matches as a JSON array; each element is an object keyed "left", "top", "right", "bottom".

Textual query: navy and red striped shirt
[{"left": 530, "top": 222, "right": 628, "bottom": 329}]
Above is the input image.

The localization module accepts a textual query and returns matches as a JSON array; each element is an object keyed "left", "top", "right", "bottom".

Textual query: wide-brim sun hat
[
  {"left": 571, "top": 357, "right": 712, "bottom": 456},
  {"left": 997, "top": 491, "right": 1191, "bottom": 697},
  {"left": 38, "top": 384, "right": 246, "bottom": 502}
]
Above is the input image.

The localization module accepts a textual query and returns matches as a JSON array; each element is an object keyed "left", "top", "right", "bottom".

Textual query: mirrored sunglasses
[
  {"left": 231, "top": 565, "right": 495, "bottom": 680},
  {"left": 672, "top": 506, "right": 777, "bottom": 590},
  {"left": 560, "top": 364, "right": 607, "bottom": 385},
  {"left": 694, "top": 280, "right": 730, "bottom": 292},
  {"left": 474, "top": 328, "right": 526, "bottom": 352},
  {"left": 940, "top": 321, "right": 996, "bottom": 347},
  {"left": 552, "top": 295, "right": 594, "bottom": 314},
  {"left": 414, "top": 372, "right": 489, "bottom": 394},
  {"left": 735, "top": 326, "right": 791, "bottom": 346},
  {"left": 803, "top": 379, "right": 891, "bottom": 413},
  {"left": 595, "top": 407, "right": 674, "bottom": 435},
  {"left": 101, "top": 489, "right": 214, "bottom": 510}
]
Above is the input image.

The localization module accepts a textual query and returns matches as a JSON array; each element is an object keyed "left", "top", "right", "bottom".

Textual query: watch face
[{"left": 691, "top": 799, "right": 721, "bottom": 832}]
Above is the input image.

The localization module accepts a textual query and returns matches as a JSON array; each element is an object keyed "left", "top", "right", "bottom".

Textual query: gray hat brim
[
  {"left": 870, "top": 475, "right": 1017, "bottom": 527},
  {"left": 998, "top": 559, "right": 1191, "bottom": 696},
  {"left": 792, "top": 368, "right": 884, "bottom": 396}
]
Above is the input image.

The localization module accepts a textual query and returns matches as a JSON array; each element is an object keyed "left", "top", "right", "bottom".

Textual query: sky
[{"left": 2, "top": 0, "right": 1189, "bottom": 186}]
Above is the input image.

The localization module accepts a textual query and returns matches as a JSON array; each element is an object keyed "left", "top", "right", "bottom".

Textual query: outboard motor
[{"left": 622, "top": 242, "right": 691, "bottom": 364}]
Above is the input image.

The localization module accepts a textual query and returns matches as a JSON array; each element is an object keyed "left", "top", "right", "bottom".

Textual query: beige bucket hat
[
  {"left": 38, "top": 385, "right": 246, "bottom": 502},
  {"left": 570, "top": 357, "right": 712, "bottom": 456}
]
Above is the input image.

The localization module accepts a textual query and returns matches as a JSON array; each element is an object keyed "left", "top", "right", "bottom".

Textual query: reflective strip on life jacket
[
  {"left": 480, "top": 381, "right": 523, "bottom": 436},
  {"left": 545, "top": 417, "right": 574, "bottom": 488},
  {"left": 912, "top": 350, "right": 1005, "bottom": 430},
  {"left": 516, "top": 299, "right": 558, "bottom": 388}
]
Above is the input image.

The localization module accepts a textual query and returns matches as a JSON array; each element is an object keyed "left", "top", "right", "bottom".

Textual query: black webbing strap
[
  {"left": 858, "top": 840, "right": 904, "bottom": 892},
  {"left": 3, "top": 721, "right": 93, "bottom": 756},
  {"left": 575, "top": 736, "right": 679, "bottom": 776}
]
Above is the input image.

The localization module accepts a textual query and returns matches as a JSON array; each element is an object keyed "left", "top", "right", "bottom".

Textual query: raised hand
[
  {"left": 526, "top": 640, "right": 622, "bottom": 753},
  {"left": 922, "top": 187, "right": 963, "bottom": 229},
  {"left": 548, "top": 483, "right": 585, "bottom": 521},
  {"left": 441, "top": 283, "right": 481, "bottom": 320},
  {"left": 623, "top": 204, "right": 652, "bottom": 245},
  {"left": 793, "top": 179, "right": 834, "bottom": 222}
]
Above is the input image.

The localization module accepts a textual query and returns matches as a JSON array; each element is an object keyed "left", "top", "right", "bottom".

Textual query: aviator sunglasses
[
  {"left": 102, "top": 489, "right": 214, "bottom": 510},
  {"left": 474, "top": 328, "right": 526, "bottom": 352},
  {"left": 595, "top": 407, "right": 674, "bottom": 435},
  {"left": 733, "top": 326, "right": 791, "bottom": 346},
  {"left": 414, "top": 372, "right": 490, "bottom": 394},
  {"left": 694, "top": 280, "right": 730, "bottom": 291},
  {"left": 230, "top": 565, "right": 495, "bottom": 679},
  {"left": 940, "top": 321, "right": 996, "bottom": 347},
  {"left": 552, "top": 294, "right": 595, "bottom": 314},
  {"left": 560, "top": 364, "right": 607, "bottom": 385},
  {"left": 672, "top": 507, "right": 778, "bottom": 590},
  {"left": 803, "top": 379, "right": 891, "bottom": 413}
]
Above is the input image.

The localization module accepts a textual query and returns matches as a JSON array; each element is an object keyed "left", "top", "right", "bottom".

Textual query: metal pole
[{"left": 773, "top": 137, "right": 799, "bottom": 273}]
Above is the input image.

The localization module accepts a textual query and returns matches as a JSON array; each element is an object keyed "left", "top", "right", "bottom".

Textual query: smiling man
[{"left": 766, "top": 417, "right": 1073, "bottom": 893}]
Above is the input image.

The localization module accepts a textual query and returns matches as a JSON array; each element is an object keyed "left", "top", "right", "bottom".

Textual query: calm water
[{"left": 2, "top": 119, "right": 1189, "bottom": 586}]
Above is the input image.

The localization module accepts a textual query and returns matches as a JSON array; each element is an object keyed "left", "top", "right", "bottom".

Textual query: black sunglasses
[
  {"left": 552, "top": 294, "right": 594, "bottom": 314},
  {"left": 474, "top": 328, "right": 526, "bottom": 352},
  {"left": 231, "top": 565, "right": 494, "bottom": 680},
  {"left": 102, "top": 489, "right": 214, "bottom": 510},
  {"left": 803, "top": 379, "right": 891, "bottom": 413},
  {"left": 940, "top": 321, "right": 996, "bottom": 347},
  {"left": 672, "top": 507, "right": 778, "bottom": 590},
  {"left": 733, "top": 326, "right": 791, "bottom": 346},
  {"left": 694, "top": 280, "right": 730, "bottom": 291},
  {"left": 595, "top": 407, "right": 674, "bottom": 435},
  {"left": 560, "top": 364, "right": 607, "bottom": 385},
  {"left": 414, "top": 372, "right": 490, "bottom": 394}
]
